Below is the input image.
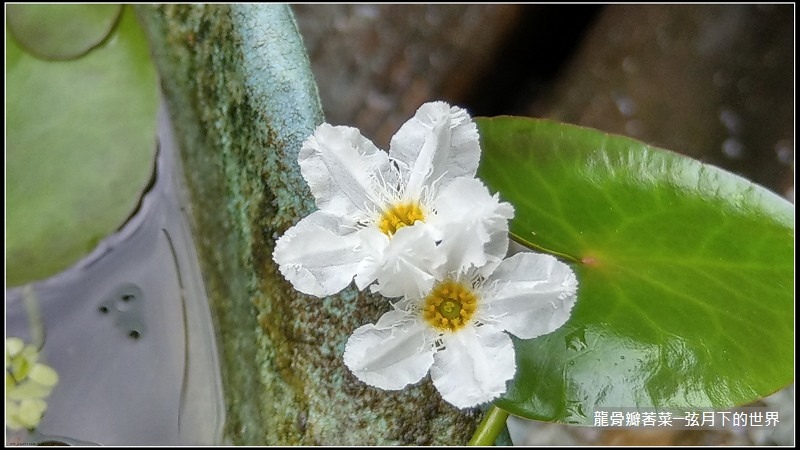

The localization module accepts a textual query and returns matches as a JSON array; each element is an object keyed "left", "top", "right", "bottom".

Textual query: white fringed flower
[
  {"left": 343, "top": 251, "right": 578, "bottom": 409},
  {"left": 273, "top": 101, "right": 513, "bottom": 298}
]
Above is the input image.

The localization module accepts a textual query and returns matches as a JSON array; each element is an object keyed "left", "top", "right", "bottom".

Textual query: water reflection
[{"left": 5, "top": 103, "right": 224, "bottom": 445}]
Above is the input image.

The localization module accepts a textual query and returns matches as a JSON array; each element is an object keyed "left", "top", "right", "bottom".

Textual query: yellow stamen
[
  {"left": 378, "top": 202, "right": 425, "bottom": 236},
  {"left": 422, "top": 280, "right": 478, "bottom": 332}
]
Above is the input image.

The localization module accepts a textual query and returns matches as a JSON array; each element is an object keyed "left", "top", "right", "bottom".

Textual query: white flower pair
[{"left": 273, "top": 102, "right": 578, "bottom": 408}]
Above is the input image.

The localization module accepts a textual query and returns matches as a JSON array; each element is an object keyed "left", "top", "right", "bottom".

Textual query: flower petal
[
  {"left": 481, "top": 252, "right": 578, "bottom": 339},
  {"left": 299, "top": 124, "right": 394, "bottom": 219},
  {"left": 389, "top": 102, "right": 480, "bottom": 198},
  {"left": 7, "top": 379, "right": 55, "bottom": 401},
  {"left": 28, "top": 363, "right": 58, "bottom": 387},
  {"left": 356, "top": 224, "right": 443, "bottom": 299},
  {"left": 430, "top": 325, "right": 516, "bottom": 408},
  {"left": 352, "top": 227, "right": 391, "bottom": 291},
  {"left": 272, "top": 211, "right": 364, "bottom": 297},
  {"left": 429, "top": 177, "right": 514, "bottom": 277},
  {"left": 5, "top": 401, "right": 24, "bottom": 430},
  {"left": 6, "top": 337, "right": 25, "bottom": 357},
  {"left": 343, "top": 317, "right": 436, "bottom": 390},
  {"left": 374, "top": 302, "right": 414, "bottom": 329},
  {"left": 16, "top": 398, "right": 48, "bottom": 429}
]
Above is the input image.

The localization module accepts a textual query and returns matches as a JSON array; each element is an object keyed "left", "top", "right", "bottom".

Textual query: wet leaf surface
[{"left": 477, "top": 116, "right": 794, "bottom": 422}]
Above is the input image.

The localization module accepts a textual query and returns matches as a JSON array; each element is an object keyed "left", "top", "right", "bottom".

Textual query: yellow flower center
[
  {"left": 423, "top": 280, "right": 478, "bottom": 332},
  {"left": 378, "top": 202, "right": 425, "bottom": 236}
]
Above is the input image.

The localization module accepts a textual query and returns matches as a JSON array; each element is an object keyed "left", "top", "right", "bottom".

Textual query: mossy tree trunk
[{"left": 135, "top": 4, "right": 481, "bottom": 445}]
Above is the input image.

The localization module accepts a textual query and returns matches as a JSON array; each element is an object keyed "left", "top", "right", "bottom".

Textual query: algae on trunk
[{"left": 135, "top": 4, "right": 481, "bottom": 445}]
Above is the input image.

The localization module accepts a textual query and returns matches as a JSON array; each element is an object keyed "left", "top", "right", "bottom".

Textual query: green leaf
[
  {"left": 476, "top": 116, "right": 794, "bottom": 423},
  {"left": 6, "top": 6, "right": 158, "bottom": 286}
]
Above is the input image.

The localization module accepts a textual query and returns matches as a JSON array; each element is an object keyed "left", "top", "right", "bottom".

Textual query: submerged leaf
[
  {"left": 7, "top": 4, "right": 122, "bottom": 61},
  {"left": 6, "top": 6, "right": 158, "bottom": 286}
]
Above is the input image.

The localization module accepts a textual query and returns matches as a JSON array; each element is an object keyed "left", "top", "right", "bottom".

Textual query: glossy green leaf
[
  {"left": 476, "top": 116, "right": 794, "bottom": 423},
  {"left": 6, "top": 6, "right": 158, "bottom": 286},
  {"left": 7, "top": 4, "right": 122, "bottom": 61}
]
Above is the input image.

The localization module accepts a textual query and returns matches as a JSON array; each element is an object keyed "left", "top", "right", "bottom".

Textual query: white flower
[
  {"left": 273, "top": 101, "right": 513, "bottom": 298},
  {"left": 342, "top": 251, "right": 578, "bottom": 409}
]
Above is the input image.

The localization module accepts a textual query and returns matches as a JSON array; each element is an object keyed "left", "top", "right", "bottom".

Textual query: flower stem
[
  {"left": 510, "top": 233, "right": 581, "bottom": 264},
  {"left": 468, "top": 405, "right": 510, "bottom": 446}
]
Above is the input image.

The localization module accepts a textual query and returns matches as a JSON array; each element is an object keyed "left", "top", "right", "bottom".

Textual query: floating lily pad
[
  {"left": 6, "top": 6, "right": 158, "bottom": 286},
  {"left": 7, "top": 4, "right": 122, "bottom": 61},
  {"left": 477, "top": 117, "right": 794, "bottom": 422}
]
